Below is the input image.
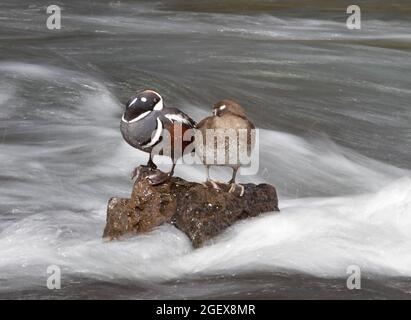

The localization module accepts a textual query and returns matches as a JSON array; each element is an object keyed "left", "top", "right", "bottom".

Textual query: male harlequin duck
[
  {"left": 196, "top": 99, "right": 255, "bottom": 196},
  {"left": 120, "top": 89, "right": 196, "bottom": 185}
]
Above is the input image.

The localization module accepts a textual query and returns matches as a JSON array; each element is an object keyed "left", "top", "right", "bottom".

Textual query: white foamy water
[{"left": 0, "top": 62, "right": 410, "bottom": 293}]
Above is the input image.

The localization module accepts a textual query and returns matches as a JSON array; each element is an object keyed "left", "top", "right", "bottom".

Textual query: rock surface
[{"left": 103, "top": 166, "right": 279, "bottom": 248}]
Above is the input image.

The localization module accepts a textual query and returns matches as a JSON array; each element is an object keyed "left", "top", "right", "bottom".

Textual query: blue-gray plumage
[{"left": 120, "top": 89, "right": 196, "bottom": 185}]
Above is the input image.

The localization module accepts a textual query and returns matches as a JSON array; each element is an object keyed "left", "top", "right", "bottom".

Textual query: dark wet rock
[{"left": 103, "top": 166, "right": 279, "bottom": 248}]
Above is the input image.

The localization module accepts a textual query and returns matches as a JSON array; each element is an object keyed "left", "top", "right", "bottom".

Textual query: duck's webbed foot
[
  {"left": 228, "top": 183, "right": 245, "bottom": 197},
  {"left": 146, "top": 170, "right": 172, "bottom": 186},
  {"left": 131, "top": 159, "right": 158, "bottom": 180},
  {"left": 131, "top": 166, "right": 143, "bottom": 180},
  {"left": 201, "top": 179, "right": 223, "bottom": 191}
]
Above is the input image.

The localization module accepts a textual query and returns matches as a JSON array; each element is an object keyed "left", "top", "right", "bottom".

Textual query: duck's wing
[
  {"left": 162, "top": 107, "right": 197, "bottom": 128},
  {"left": 196, "top": 116, "right": 211, "bottom": 130}
]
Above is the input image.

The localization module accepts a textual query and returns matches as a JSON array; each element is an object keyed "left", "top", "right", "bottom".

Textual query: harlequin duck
[
  {"left": 120, "top": 89, "right": 196, "bottom": 185},
  {"left": 196, "top": 99, "right": 255, "bottom": 196}
]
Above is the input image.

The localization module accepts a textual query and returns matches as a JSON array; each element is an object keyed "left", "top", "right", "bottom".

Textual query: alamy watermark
[
  {"left": 46, "top": 5, "right": 61, "bottom": 30},
  {"left": 45, "top": 4, "right": 362, "bottom": 32},
  {"left": 346, "top": 265, "right": 361, "bottom": 290},
  {"left": 346, "top": 5, "right": 361, "bottom": 30},
  {"left": 46, "top": 265, "right": 61, "bottom": 290},
  {"left": 148, "top": 127, "right": 260, "bottom": 176}
]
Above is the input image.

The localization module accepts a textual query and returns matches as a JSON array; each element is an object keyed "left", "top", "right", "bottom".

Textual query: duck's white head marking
[{"left": 121, "top": 110, "right": 151, "bottom": 123}]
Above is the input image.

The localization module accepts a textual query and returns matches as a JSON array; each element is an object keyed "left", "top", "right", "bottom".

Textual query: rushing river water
[{"left": 0, "top": 0, "right": 410, "bottom": 299}]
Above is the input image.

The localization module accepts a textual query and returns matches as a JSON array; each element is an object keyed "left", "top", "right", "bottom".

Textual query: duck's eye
[
  {"left": 141, "top": 97, "right": 147, "bottom": 102},
  {"left": 153, "top": 98, "right": 159, "bottom": 103}
]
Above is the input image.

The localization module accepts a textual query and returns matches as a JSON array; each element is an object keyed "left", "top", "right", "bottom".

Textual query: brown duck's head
[{"left": 213, "top": 99, "right": 246, "bottom": 117}]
